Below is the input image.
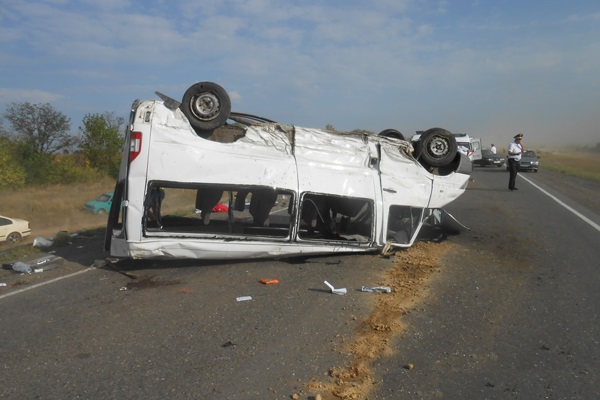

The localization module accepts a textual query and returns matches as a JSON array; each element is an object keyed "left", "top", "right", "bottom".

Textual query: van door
[
  {"left": 471, "top": 137, "right": 482, "bottom": 161},
  {"left": 293, "top": 128, "right": 378, "bottom": 246},
  {"left": 378, "top": 140, "right": 432, "bottom": 246}
]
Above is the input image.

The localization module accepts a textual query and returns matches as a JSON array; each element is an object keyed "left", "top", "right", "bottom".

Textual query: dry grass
[
  {"left": 1, "top": 151, "right": 598, "bottom": 247},
  {"left": 0, "top": 176, "right": 116, "bottom": 241},
  {"left": 540, "top": 151, "right": 600, "bottom": 182}
]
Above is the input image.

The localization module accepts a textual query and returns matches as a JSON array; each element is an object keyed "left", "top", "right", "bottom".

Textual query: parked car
[
  {"left": 518, "top": 150, "right": 540, "bottom": 172},
  {"left": 506, "top": 150, "right": 539, "bottom": 172},
  {"left": 84, "top": 192, "right": 114, "bottom": 214},
  {"left": 473, "top": 149, "right": 505, "bottom": 167},
  {"left": 0, "top": 215, "right": 31, "bottom": 244}
]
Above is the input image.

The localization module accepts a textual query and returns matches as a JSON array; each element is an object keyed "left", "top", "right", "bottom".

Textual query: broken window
[
  {"left": 143, "top": 183, "right": 294, "bottom": 240},
  {"left": 298, "top": 193, "right": 373, "bottom": 243},
  {"left": 386, "top": 206, "right": 423, "bottom": 244}
]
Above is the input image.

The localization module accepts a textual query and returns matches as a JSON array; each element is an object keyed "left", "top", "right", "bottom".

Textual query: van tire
[
  {"left": 181, "top": 82, "right": 231, "bottom": 132},
  {"left": 414, "top": 128, "right": 457, "bottom": 167},
  {"left": 378, "top": 129, "right": 405, "bottom": 141}
]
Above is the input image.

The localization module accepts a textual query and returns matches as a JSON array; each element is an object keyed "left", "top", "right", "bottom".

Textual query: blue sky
[{"left": 1, "top": 0, "right": 599, "bottom": 149}]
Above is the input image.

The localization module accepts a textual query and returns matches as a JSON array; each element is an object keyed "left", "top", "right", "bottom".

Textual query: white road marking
[
  {"left": 0, "top": 267, "right": 96, "bottom": 300},
  {"left": 520, "top": 174, "right": 600, "bottom": 232}
]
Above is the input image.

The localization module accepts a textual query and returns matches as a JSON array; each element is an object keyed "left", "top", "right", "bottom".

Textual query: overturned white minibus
[{"left": 105, "top": 82, "right": 471, "bottom": 260}]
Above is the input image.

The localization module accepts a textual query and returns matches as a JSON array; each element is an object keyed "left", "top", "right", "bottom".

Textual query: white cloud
[{"left": 0, "top": 88, "right": 64, "bottom": 104}]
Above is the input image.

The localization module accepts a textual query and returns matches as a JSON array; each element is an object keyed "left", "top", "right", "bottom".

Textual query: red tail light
[{"left": 129, "top": 131, "right": 142, "bottom": 163}]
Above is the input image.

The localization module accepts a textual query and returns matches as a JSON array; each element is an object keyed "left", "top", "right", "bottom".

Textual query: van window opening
[{"left": 142, "top": 184, "right": 374, "bottom": 244}]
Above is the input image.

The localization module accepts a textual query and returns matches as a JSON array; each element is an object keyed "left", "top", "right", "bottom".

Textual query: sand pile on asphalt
[{"left": 308, "top": 241, "right": 452, "bottom": 400}]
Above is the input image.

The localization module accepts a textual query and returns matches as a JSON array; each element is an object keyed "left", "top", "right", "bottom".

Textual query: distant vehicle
[
  {"left": 518, "top": 150, "right": 540, "bottom": 172},
  {"left": 84, "top": 192, "right": 113, "bottom": 214},
  {"left": 473, "top": 149, "right": 505, "bottom": 168},
  {"left": 506, "top": 150, "right": 539, "bottom": 172},
  {"left": 0, "top": 215, "right": 31, "bottom": 244},
  {"left": 105, "top": 81, "right": 472, "bottom": 260}
]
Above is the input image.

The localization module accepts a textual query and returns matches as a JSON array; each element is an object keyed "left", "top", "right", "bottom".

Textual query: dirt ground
[{"left": 301, "top": 241, "right": 453, "bottom": 400}]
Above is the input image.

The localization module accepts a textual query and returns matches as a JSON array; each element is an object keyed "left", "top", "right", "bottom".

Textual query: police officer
[{"left": 507, "top": 133, "right": 525, "bottom": 191}]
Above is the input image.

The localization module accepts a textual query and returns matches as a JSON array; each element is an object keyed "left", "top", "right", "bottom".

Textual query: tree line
[{"left": 0, "top": 102, "right": 125, "bottom": 188}]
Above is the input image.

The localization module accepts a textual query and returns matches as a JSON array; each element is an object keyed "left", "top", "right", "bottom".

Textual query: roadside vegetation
[
  {"left": 2, "top": 101, "right": 599, "bottom": 246},
  {"left": 539, "top": 151, "right": 600, "bottom": 183}
]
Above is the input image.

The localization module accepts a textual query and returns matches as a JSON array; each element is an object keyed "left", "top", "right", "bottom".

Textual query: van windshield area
[{"left": 143, "top": 184, "right": 373, "bottom": 243}]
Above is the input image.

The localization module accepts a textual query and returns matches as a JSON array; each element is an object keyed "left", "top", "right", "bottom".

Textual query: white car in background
[{"left": 0, "top": 215, "right": 31, "bottom": 244}]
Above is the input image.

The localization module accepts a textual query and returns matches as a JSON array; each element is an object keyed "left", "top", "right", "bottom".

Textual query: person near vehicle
[
  {"left": 507, "top": 133, "right": 525, "bottom": 191},
  {"left": 147, "top": 186, "right": 165, "bottom": 226},
  {"left": 490, "top": 144, "right": 497, "bottom": 154}
]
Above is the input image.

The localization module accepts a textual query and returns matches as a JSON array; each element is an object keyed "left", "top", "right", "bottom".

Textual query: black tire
[
  {"left": 7, "top": 232, "right": 21, "bottom": 244},
  {"left": 181, "top": 82, "right": 231, "bottom": 132},
  {"left": 378, "top": 129, "right": 405, "bottom": 141},
  {"left": 414, "top": 128, "right": 457, "bottom": 167}
]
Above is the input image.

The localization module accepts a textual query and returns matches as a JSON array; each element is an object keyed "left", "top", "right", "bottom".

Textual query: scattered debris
[
  {"left": 308, "top": 241, "right": 452, "bottom": 400},
  {"left": 177, "top": 288, "right": 192, "bottom": 294},
  {"left": 259, "top": 279, "right": 279, "bottom": 285},
  {"left": 0, "top": 283, "right": 7, "bottom": 287},
  {"left": 11, "top": 261, "right": 32, "bottom": 274},
  {"left": 361, "top": 286, "right": 392, "bottom": 293},
  {"left": 236, "top": 296, "right": 252, "bottom": 302},
  {"left": 403, "top": 363, "right": 415, "bottom": 370},
  {"left": 30, "top": 255, "right": 64, "bottom": 273},
  {"left": 324, "top": 280, "right": 347, "bottom": 295},
  {"left": 32, "top": 236, "right": 53, "bottom": 248},
  {"left": 222, "top": 341, "right": 236, "bottom": 348}
]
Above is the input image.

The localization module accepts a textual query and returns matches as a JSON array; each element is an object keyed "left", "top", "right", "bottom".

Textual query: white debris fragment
[{"left": 324, "top": 280, "right": 347, "bottom": 295}]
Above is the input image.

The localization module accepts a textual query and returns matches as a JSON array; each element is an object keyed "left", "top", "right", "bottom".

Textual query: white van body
[{"left": 105, "top": 96, "right": 471, "bottom": 260}]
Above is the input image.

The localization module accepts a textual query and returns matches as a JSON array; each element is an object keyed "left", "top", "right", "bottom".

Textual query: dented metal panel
[{"left": 107, "top": 88, "right": 471, "bottom": 260}]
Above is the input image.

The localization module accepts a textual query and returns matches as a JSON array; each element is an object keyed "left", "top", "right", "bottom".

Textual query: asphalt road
[
  {"left": 1, "top": 167, "right": 599, "bottom": 400},
  {"left": 373, "top": 167, "right": 600, "bottom": 399}
]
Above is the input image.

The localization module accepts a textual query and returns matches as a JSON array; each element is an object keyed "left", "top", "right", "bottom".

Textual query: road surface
[{"left": 1, "top": 167, "right": 599, "bottom": 400}]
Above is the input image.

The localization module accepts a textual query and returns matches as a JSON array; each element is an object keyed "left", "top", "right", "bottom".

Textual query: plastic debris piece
[
  {"left": 259, "top": 279, "right": 279, "bottom": 285},
  {"left": 30, "top": 255, "right": 64, "bottom": 272},
  {"left": 236, "top": 296, "right": 252, "bottom": 302},
  {"left": 361, "top": 286, "right": 392, "bottom": 293},
  {"left": 33, "top": 237, "right": 54, "bottom": 248},
  {"left": 12, "top": 261, "right": 32, "bottom": 274},
  {"left": 0, "top": 283, "right": 7, "bottom": 287},
  {"left": 324, "top": 280, "right": 347, "bottom": 295}
]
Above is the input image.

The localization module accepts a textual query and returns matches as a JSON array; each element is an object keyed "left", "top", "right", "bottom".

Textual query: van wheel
[
  {"left": 181, "top": 82, "right": 231, "bottom": 132},
  {"left": 378, "top": 129, "right": 405, "bottom": 141},
  {"left": 414, "top": 128, "right": 457, "bottom": 167}
]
